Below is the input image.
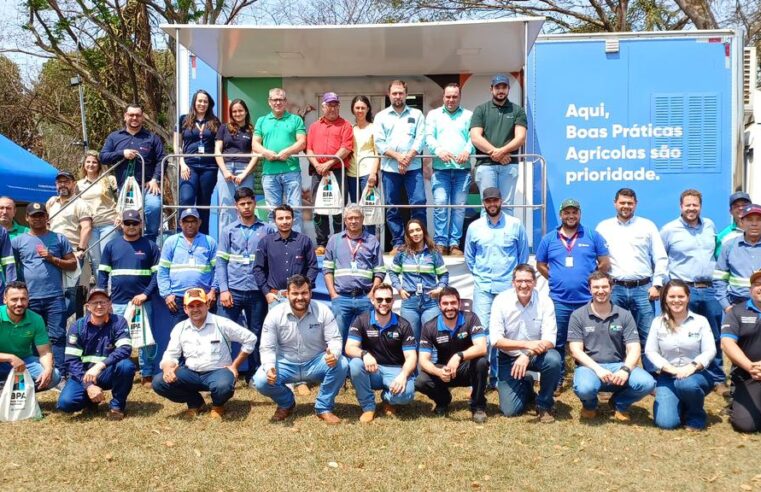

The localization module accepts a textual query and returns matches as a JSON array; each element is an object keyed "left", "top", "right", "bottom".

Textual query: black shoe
[
  {"left": 434, "top": 405, "right": 449, "bottom": 416},
  {"left": 472, "top": 410, "right": 487, "bottom": 424}
]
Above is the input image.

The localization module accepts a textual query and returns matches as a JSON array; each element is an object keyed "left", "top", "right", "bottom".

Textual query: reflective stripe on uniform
[
  {"left": 111, "top": 269, "right": 152, "bottom": 276},
  {"left": 115, "top": 338, "right": 132, "bottom": 347},
  {"left": 65, "top": 347, "right": 84, "bottom": 356},
  {"left": 82, "top": 355, "right": 107, "bottom": 363}
]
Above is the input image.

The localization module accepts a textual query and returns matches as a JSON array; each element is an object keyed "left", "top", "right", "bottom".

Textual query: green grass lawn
[{"left": 4, "top": 380, "right": 761, "bottom": 491}]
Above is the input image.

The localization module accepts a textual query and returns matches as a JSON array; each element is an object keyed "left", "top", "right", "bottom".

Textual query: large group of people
[{"left": 0, "top": 74, "right": 760, "bottom": 434}]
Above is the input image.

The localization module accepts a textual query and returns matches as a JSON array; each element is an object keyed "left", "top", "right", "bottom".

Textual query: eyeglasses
[
  {"left": 269, "top": 98, "right": 286, "bottom": 103},
  {"left": 374, "top": 297, "right": 393, "bottom": 304},
  {"left": 88, "top": 301, "right": 110, "bottom": 307},
  {"left": 514, "top": 279, "right": 535, "bottom": 285}
]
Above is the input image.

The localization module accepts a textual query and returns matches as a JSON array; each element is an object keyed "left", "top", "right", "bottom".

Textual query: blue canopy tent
[{"left": 0, "top": 133, "right": 58, "bottom": 203}]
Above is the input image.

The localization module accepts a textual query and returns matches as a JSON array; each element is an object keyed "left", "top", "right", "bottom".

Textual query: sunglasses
[
  {"left": 123, "top": 221, "right": 140, "bottom": 226},
  {"left": 374, "top": 297, "right": 393, "bottom": 304}
]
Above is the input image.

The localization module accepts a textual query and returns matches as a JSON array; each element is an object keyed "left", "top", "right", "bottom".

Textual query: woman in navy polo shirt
[
  {"left": 178, "top": 89, "right": 220, "bottom": 234},
  {"left": 645, "top": 279, "right": 716, "bottom": 431},
  {"left": 215, "top": 98, "right": 257, "bottom": 234}
]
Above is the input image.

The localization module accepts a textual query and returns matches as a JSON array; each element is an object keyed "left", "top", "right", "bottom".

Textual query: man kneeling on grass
[
  {"left": 568, "top": 271, "right": 655, "bottom": 422},
  {"left": 253, "top": 274, "right": 348, "bottom": 424},
  {"left": 57, "top": 288, "right": 135, "bottom": 420},
  {"left": 346, "top": 283, "right": 417, "bottom": 423},
  {"left": 153, "top": 288, "right": 256, "bottom": 420}
]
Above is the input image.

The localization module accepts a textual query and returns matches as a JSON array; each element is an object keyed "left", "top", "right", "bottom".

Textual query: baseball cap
[
  {"left": 180, "top": 208, "right": 200, "bottom": 221},
  {"left": 729, "top": 191, "right": 751, "bottom": 206},
  {"left": 183, "top": 288, "right": 207, "bottom": 306},
  {"left": 322, "top": 92, "right": 339, "bottom": 104},
  {"left": 56, "top": 170, "right": 75, "bottom": 180},
  {"left": 491, "top": 73, "right": 510, "bottom": 87},
  {"left": 86, "top": 288, "right": 111, "bottom": 302},
  {"left": 560, "top": 199, "right": 581, "bottom": 212},
  {"left": 740, "top": 204, "right": 761, "bottom": 219},
  {"left": 750, "top": 270, "right": 761, "bottom": 285},
  {"left": 122, "top": 209, "right": 141, "bottom": 222},
  {"left": 25, "top": 202, "right": 46, "bottom": 216},
  {"left": 482, "top": 187, "right": 502, "bottom": 200}
]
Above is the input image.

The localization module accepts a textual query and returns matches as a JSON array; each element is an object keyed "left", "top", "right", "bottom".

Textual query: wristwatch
[
  {"left": 456, "top": 351, "right": 465, "bottom": 361},
  {"left": 620, "top": 366, "right": 631, "bottom": 374},
  {"left": 360, "top": 350, "right": 369, "bottom": 360},
  {"left": 76, "top": 247, "right": 86, "bottom": 252}
]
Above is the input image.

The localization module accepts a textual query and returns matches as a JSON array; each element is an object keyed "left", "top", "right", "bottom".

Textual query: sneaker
[
  {"left": 435, "top": 244, "right": 449, "bottom": 255},
  {"left": 580, "top": 408, "right": 597, "bottom": 419},
  {"left": 106, "top": 409, "right": 125, "bottom": 421},
  {"left": 359, "top": 411, "right": 375, "bottom": 423},
  {"left": 449, "top": 246, "right": 464, "bottom": 257},
  {"left": 537, "top": 408, "right": 555, "bottom": 423},
  {"left": 271, "top": 404, "right": 295, "bottom": 422},
  {"left": 315, "top": 245, "right": 326, "bottom": 256},
  {"left": 433, "top": 405, "right": 449, "bottom": 416},
  {"left": 472, "top": 410, "right": 487, "bottom": 424},
  {"left": 317, "top": 412, "right": 341, "bottom": 424},
  {"left": 210, "top": 406, "right": 225, "bottom": 420}
]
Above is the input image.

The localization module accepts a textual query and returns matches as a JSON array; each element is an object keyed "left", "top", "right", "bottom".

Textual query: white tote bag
[
  {"left": 359, "top": 184, "right": 384, "bottom": 226},
  {"left": 62, "top": 259, "right": 82, "bottom": 290},
  {"left": 313, "top": 172, "right": 344, "bottom": 215},
  {"left": 0, "top": 369, "right": 42, "bottom": 422},
  {"left": 117, "top": 176, "right": 144, "bottom": 214},
  {"left": 123, "top": 302, "right": 155, "bottom": 349}
]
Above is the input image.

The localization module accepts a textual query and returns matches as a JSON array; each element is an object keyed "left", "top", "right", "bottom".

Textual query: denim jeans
[
  {"left": 153, "top": 365, "right": 235, "bottom": 409},
  {"left": 497, "top": 350, "right": 562, "bottom": 415},
  {"left": 474, "top": 163, "right": 518, "bottom": 214},
  {"left": 400, "top": 294, "right": 440, "bottom": 341},
  {"left": 252, "top": 352, "right": 349, "bottom": 414},
  {"left": 0, "top": 355, "right": 61, "bottom": 391},
  {"left": 653, "top": 370, "right": 712, "bottom": 429},
  {"left": 179, "top": 166, "right": 218, "bottom": 235},
  {"left": 552, "top": 300, "right": 587, "bottom": 387},
  {"left": 28, "top": 296, "right": 67, "bottom": 373},
  {"left": 216, "top": 288, "right": 267, "bottom": 377},
  {"left": 573, "top": 363, "right": 656, "bottom": 411},
  {"left": 331, "top": 295, "right": 373, "bottom": 344},
  {"left": 415, "top": 357, "right": 489, "bottom": 412},
  {"left": 143, "top": 189, "right": 162, "bottom": 242},
  {"left": 57, "top": 359, "right": 136, "bottom": 412},
  {"left": 349, "top": 359, "right": 415, "bottom": 411},
  {"left": 472, "top": 284, "right": 498, "bottom": 385},
  {"left": 344, "top": 175, "right": 375, "bottom": 235},
  {"left": 688, "top": 286, "right": 725, "bottom": 385},
  {"left": 217, "top": 162, "right": 256, "bottom": 237},
  {"left": 89, "top": 223, "right": 117, "bottom": 273},
  {"left": 310, "top": 173, "right": 343, "bottom": 247},
  {"left": 611, "top": 283, "right": 656, "bottom": 373},
  {"left": 382, "top": 168, "right": 427, "bottom": 247},
  {"left": 262, "top": 171, "right": 303, "bottom": 232},
  {"left": 112, "top": 302, "right": 157, "bottom": 377},
  {"left": 431, "top": 169, "right": 471, "bottom": 248}
]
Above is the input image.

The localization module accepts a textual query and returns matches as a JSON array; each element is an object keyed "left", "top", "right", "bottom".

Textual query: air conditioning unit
[{"left": 744, "top": 46, "right": 757, "bottom": 117}]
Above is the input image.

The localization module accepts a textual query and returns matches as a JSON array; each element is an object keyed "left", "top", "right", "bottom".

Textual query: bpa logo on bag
[{"left": 10, "top": 373, "right": 27, "bottom": 409}]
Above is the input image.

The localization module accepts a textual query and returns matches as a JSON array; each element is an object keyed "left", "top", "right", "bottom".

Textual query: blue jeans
[
  {"left": 57, "top": 359, "right": 136, "bottom": 412},
  {"left": 0, "top": 356, "right": 61, "bottom": 391},
  {"left": 331, "top": 295, "right": 373, "bottom": 344},
  {"left": 153, "top": 365, "right": 236, "bottom": 408},
  {"left": 474, "top": 163, "right": 518, "bottom": 214},
  {"left": 89, "top": 223, "right": 117, "bottom": 273},
  {"left": 611, "top": 283, "right": 656, "bottom": 373},
  {"left": 552, "top": 300, "right": 587, "bottom": 387},
  {"left": 349, "top": 359, "right": 415, "bottom": 411},
  {"left": 473, "top": 284, "right": 498, "bottom": 385},
  {"left": 345, "top": 175, "right": 375, "bottom": 236},
  {"left": 217, "top": 162, "right": 256, "bottom": 237},
  {"left": 573, "top": 363, "right": 656, "bottom": 411},
  {"left": 653, "top": 371, "right": 712, "bottom": 429},
  {"left": 112, "top": 303, "right": 157, "bottom": 377},
  {"left": 143, "top": 189, "right": 162, "bottom": 242},
  {"left": 497, "top": 350, "right": 562, "bottom": 415},
  {"left": 431, "top": 169, "right": 471, "bottom": 248},
  {"left": 400, "top": 294, "right": 440, "bottom": 341},
  {"left": 28, "top": 296, "right": 67, "bottom": 373},
  {"left": 688, "top": 287, "right": 725, "bottom": 385},
  {"left": 217, "top": 288, "right": 267, "bottom": 377},
  {"left": 253, "top": 352, "right": 349, "bottom": 414},
  {"left": 179, "top": 166, "right": 218, "bottom": 235},
  {"left": 262, "top": 171, "right": 302, "bottom": 232},
  {"left": 382, "top": 168, "right": 426, "bottom": 247}
]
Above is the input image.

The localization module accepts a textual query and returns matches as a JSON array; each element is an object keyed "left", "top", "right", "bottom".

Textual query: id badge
[
  {"left": 416, "top": 283, "right": 423, "bottom": 295},
  {"left": 565, "top": 256, "right": 574, "bottom": 268},
  {"left": 351, "top": 261, "right": 358, "bottom": 273},
  {"left": 198, "top": 144, "right": 205, "bottom": 154},
  {"left": 242, "top": 255, "right": 251, "bottom": 265},
  {"left": 188, "top": 256, "right": 196, "bottom": 266}
]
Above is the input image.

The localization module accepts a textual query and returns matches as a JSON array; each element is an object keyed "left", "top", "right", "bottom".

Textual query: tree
[{"left": 0, "top": 55, "right": 38, "bottom": 150}]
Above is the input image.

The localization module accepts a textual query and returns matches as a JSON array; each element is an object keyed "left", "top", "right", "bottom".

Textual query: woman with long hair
[
  {"left": 178, "top": 89, "right": 220, "bottom": 234},
  {"left": 215, "top": 98, "right": 257, "bottom": 234},
  {"left": 388, "top": 218, "right": 448, "bottom": 340},
  {"left": 77, "top": 150, "right": 118, "bottom": 271},
  {"left": 645, "top": 279, "right": 716, "bottom": 430},
  {"left": 348, "top": 95, "right": 380, "bottom": 235}
]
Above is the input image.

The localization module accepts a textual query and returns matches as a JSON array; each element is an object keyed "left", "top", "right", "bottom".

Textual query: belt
[
  {"left": 338, "top": 288, "right": 371, "bottom": 297},
  {"left": 612, "top": 277, "right": 651, "bottom": 288},
  {"left": 685, "top": 281, "right": 712, "bottom": 288}
]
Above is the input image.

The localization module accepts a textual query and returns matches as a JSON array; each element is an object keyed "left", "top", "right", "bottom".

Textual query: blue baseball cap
[
  {"left": 491, "top": 73, "right": 510, "bottom": 87},
  {"left": 729, "top": 191, "right": 751, "bottom": 206},
  {"left": 180, "top": 208, "right": 200, "bottom": 221}
]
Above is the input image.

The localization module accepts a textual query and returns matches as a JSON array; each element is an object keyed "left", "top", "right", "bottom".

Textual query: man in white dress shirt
[{"left": 596, "top": 188, "right": 668, "bottom": 373}]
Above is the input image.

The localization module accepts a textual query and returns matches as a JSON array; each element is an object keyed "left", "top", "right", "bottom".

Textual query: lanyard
[
  {"left": 345, "top": 236, "right": 362, "bottom": 261},
  {"left": 559, "top": 231, "right": 578, "bottom": 255},
  {"left": 195, "top": 121, "right": 206, "bottom": 136},
  {"left": 240, "top": 225, "right": 255, "bottom": 253}
]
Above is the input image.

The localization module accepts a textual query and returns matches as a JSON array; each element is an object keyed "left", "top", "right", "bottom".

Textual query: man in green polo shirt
[
  {"left": 252, "top": 88, "right": 307, "bottom": 232},
  {"left": 0, "top": 281, "right": 60, "bottom": 390},
  {"left": 470, "top": 73, "right": 528, "bottom": 214},
  {"left": 0, "top": 197, "right": 30, "bottom": 240}
]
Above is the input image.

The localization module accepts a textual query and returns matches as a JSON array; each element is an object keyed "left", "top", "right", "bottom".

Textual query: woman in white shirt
[
  {"left": 645, "top": 279, "right": 716, "bottom": 430},
  {"left": 77, "top": 150, "right": 119, "bottom": 272},
  {"left": 347, "top": 96, "right": 380, "bottom": 235}
]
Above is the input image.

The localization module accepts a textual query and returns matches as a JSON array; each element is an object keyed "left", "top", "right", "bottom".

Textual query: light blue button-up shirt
[
  {"left": 425, "top": 106, "right": 474, "bottom": 170},
  {"left": 464, "top": 212, "right": 529, "bottom": 293},
  {"left": 660, "top": 216, "right": 717, "bottom": 283},
  {"left": 373, "top": 105, "right": 425, "bottom": 173}
]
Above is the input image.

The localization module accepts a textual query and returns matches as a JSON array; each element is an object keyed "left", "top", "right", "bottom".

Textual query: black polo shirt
[
  {"left": 348, "top": 311, "right": 416, "bottom": 366},
  {"left": 419, "top": 312, "right": 486, "bottom": 363},
  {"left": 721, "top": 301, "right": 761, "bottom": 381},
  {"left": 567, "top": 303, "right": 639, "bottom": 364}
]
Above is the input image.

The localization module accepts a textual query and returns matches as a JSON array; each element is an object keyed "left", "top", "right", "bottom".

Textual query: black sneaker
[
  {"left": 472, "top": 410, "right": 487, "bottom": 424},
  {"left": 434, "top": 405, "right": 449, "bottom": 416}
]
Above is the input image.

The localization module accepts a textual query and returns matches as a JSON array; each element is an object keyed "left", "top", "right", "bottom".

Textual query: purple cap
[
  {"left": 741, "top": 204, "right": 761, "bottom": 219},
  {"left": 322, "top": 92, "right": 339, "bottom": 104}
]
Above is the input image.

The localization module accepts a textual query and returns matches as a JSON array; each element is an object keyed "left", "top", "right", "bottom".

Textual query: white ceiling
[{"left": 161, "top": 18, "right": 545, "bottom": 78}]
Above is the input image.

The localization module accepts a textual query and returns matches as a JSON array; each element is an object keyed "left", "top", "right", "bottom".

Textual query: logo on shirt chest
[
  {"left": 583, "top": 326, "right": 595, "bottom": 333},
  {"left": 309, "top": 323, "right": 321, "bottom": 330},
  {"left": 386, "top": 331, "right": 400, "bottom": 340},
  {"left": 436, "top": 335, "right": 450, "bottom": 344},
  {"left": 456, "top": 332, "right": 469, "bottom": 340},
  {"left": 741, "top": 317, "right": 758, "bottom": 324},
  {"left": 367, "top": 330, "right": 380, "bottom": 338},
  {"left": 608, "top": 324, "right": 622, "bottom": 333}
]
